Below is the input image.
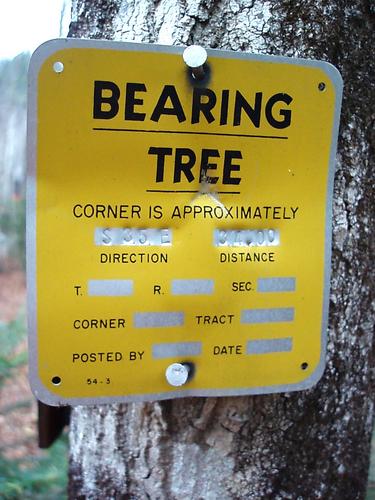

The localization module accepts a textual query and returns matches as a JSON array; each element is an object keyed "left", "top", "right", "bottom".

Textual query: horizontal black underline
[
  {"left": 93, "top": 127, "right": 288, "bottom": 140},
  {"left": 146, "top": 189, "right": 240, "bottom": 194}
]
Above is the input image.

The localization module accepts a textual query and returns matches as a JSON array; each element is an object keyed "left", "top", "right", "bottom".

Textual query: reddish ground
[
  {"left": 0, "top": 269, "right": 26, "bottom": 322},
  {"left": 0, "top": 269, "right": 40, "bottom": 460}
]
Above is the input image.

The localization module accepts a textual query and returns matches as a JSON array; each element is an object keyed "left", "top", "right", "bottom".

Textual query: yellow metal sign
[{"left": 27, "top": 39, "right": 342, "bottom": 405}]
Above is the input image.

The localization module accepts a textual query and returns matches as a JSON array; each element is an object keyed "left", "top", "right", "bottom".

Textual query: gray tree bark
[{"left": 67, "top": 1, "right": 375, "bottom": 498}]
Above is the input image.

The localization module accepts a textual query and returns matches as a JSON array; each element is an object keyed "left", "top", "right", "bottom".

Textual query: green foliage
[
  {"left": 0, "top": 314, "right": 68, "bottom": 499},
  {"left": 0, "top": 198, "right": 26, "bottom": 270},
  {"left": 367, "top": 431, "right": 375, "bottom": 499},
  {"left": 0, "top": 352, "right": 26, "bottom": 389},
  {"left": 0, "top": 315, "right": 27, "bottom": 387},
  {"left": 0, "top": 435, "right": 68, "bottom": 500},
  {"left": 0, "top": 314, "right": 26, "bottom": 356}
]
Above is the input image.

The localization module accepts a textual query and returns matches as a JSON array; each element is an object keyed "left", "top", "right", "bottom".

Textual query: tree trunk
[{"left": 67, "top": 1, "right": 375, "bottom": 498}]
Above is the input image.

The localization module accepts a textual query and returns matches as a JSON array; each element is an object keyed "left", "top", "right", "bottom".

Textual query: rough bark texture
[{"left": 68, "top": 1, "right": 375, "bottom": 498}]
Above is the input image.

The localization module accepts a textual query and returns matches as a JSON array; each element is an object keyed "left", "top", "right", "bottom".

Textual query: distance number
[{"left": 215, "top": 229, "right": 280, "bottom": 247}]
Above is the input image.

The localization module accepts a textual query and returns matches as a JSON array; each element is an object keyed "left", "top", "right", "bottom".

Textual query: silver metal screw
[
  {"left": 183, "top": 45, "right": 208, "bottom": 80},
  {"left": 165, "top": 363, "right": 190, "bottom": 387}
]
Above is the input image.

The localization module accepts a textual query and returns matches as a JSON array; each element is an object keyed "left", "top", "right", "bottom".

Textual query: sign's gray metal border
[{"left": 27, "top": 38, "right": 343, "bottom": 406}]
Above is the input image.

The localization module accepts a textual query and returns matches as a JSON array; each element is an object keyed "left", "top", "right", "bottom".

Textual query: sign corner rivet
[
  {"left": 318, "top": 81, "right": 326, "bottom": 91},
  {"left": 53, "top": 61, "right": 64, "bottom": 73},
  {"left": 51, "top": 375, "right": 62, "bottom": 386}
]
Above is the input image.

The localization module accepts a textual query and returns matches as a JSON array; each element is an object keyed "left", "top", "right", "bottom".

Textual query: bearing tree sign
[{"left": 27, "top": 39, "right": 342, "bottom": 405}]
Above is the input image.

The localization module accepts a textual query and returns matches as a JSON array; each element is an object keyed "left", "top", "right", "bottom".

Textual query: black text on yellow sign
[{"left": 27, "top": 39, "right": 342, "bottom": 405}]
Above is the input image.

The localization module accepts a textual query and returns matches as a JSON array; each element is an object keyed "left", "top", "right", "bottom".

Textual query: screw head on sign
[
  {"left": 183, "top": 45, "right": 208, "bottom": 68},
  {"left": 165, "top": 363, "right": 190, "bottom": 387},
  {"left": 183, "top": 46, "right": 208, "bottom": 80}
]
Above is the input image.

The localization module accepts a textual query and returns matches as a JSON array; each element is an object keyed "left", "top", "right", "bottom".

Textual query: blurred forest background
[
  {"left": 0, "top": 50, "right": 373, "bottom": 499},
  {"left": 0, "top": 53, "right": 68, "bottom": 499}
]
